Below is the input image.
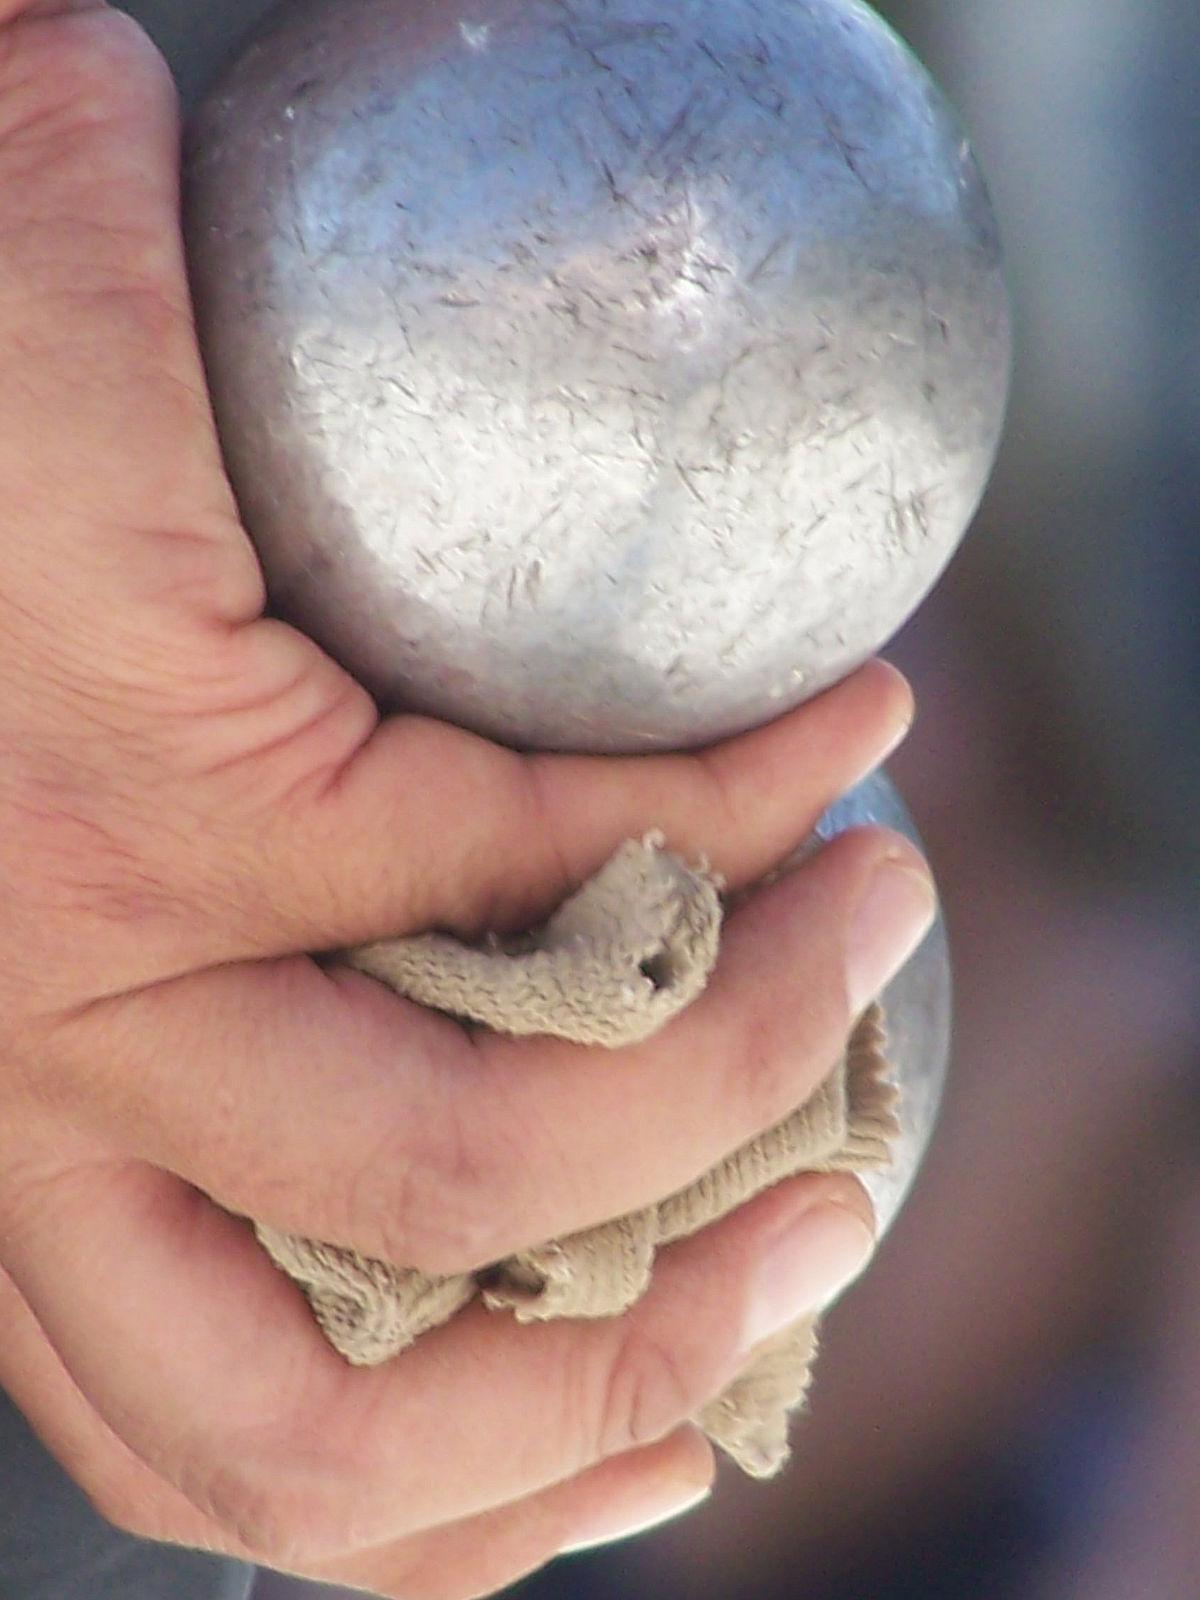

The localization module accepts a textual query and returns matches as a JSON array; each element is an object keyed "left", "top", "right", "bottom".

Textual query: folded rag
[{"left": 256, "top": 833, "right": 899, "bottom": 1478}]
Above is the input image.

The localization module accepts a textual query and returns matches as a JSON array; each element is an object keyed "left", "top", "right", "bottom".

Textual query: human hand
[{"left": 0, "top": 4, "right": 934, "bottom": 1594}]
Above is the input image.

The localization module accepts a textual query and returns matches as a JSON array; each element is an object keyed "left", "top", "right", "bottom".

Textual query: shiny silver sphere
[
  {"left": 816, "top": 770, "right": 950, "bottom": 1233},
  {"left": 186, "top": 0, "right": 1011, "bottom": 753}
]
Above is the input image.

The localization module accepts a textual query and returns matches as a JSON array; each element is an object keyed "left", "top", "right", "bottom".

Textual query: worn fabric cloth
[{"left": 257, "top": 835, "right": 898, "bottom": 1479}]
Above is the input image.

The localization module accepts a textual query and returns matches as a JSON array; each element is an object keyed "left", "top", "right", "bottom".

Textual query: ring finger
[{"left": 0, "top": 1160, "right": 873, "bottom": 1562}]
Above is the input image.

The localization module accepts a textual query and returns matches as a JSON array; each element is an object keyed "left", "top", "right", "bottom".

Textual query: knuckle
[
  {"left": 518, "top": 757, "right": 576, "bottom": 914},
  {"left": 694, "top": 746, "right": 746, "bottom": 839},
  {"left": 328, "top": 1087, "right": 506, "bottom": 1278},
  {"left": 716, "top": 985, "right": 818, "bottom": 1144},
  {"left": 184, "top": 1456, "right": 339, "bottom": 1568},
  {"left": 717, "top": 904, "right": 849, "bottom": 1129},
  {"left": 382, "top": 1134, "right": 508, "bottom": 1278},
  {"left": 243, "top": 969, "right": 511, "bottom": 1277},
  {"left": 731, "top": 1003, "right": 795, "bottom": 1128},
  {"left": 176, "top": 625, "right": 378, "bottom": 799},
  {"left": 591, "top": 1321, "right": 699, "bottom": 1458}
]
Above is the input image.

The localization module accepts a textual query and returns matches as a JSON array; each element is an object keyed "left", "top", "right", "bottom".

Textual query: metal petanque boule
[
  {"left": 184, "top": 0, "right": 989, "bottom": 1242},
  {"left": 185, "top": 0, "right": 1010, "bottom": 754}
]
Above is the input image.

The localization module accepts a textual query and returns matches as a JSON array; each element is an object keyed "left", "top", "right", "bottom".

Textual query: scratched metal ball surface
[
  {"left": 815, "top": 769, "right": 950, "bottom": 1233},
  {"left": 186, "top": 0, "right": 1011, "bottom": 753}
]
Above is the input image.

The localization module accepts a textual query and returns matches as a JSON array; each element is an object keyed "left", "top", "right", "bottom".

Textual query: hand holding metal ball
[{"left": 186, "top": 0, "right": 1008, "bottom": 1241}]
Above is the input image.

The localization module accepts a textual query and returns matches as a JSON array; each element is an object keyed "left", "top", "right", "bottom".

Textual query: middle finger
[{"left": 38, "top": 825, "right": 933, "bottom": 1273}]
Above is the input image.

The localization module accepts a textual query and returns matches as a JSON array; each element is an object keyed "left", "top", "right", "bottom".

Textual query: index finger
[{"left": 167, "top": 656, "right": 913, "bottom": 974}]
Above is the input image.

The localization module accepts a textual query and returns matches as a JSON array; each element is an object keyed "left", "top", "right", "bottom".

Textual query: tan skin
[{"left": 0, "top": 3, "right": 933, "bottom": 1594}]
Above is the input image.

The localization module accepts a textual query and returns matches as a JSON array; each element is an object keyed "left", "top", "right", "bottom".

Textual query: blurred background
[{"left": 125, "top": 1, "right": 1200, "bottom": 1595}]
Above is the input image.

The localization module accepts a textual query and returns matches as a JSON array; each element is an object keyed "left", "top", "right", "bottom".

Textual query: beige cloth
[{"left": 257, "top": 834, "right": 899, "bottom": 1478}]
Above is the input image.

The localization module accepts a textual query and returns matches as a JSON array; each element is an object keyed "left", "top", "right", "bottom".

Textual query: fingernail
[
  {"left": 743, "top": 1202, "right": 875, "bottom": 1354},
  {"left": 850, "top": 663, "right": 914, "bottom": 784},
  {"left": 561, "top": 1478, "right": 713, "bottom": 1554},
  {"left": 846, "top": 855, "right": 937, "bottom": 1017},
  {"left": 873, "top": 692, "right": 916, "bottom": 768}
]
